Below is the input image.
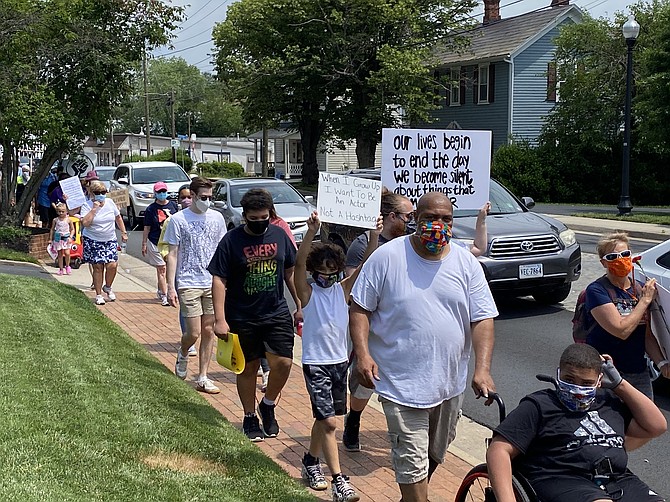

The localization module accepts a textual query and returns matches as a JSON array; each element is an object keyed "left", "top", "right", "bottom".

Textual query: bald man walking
[{"left": 349, "top": 192, "right": 498, "bottom": 502}]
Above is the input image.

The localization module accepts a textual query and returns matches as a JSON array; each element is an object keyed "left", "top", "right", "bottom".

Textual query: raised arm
[
  {"left": 470, "top": 201, "right": 490, "bottom": 257},
  {"left": 591, "top": 278, "right": 656, "bottom": 340},
  {"left": 341, "top": 215, "right": 383, "bottom": 297},
  {"left": 295, "top": 211, "right": 319, "bottom": 307}
]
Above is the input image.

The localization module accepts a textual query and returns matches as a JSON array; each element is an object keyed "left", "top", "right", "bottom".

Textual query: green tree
[
  {"left": 213, "top": 0, "right": 475, "bottom": 183},
  {"left": 0, "top": 0, "right": 183, "bottom": 224}
]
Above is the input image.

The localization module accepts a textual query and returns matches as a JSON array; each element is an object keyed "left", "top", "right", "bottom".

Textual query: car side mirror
[
  {"left": 118, "top": 177, "right": 129, "bottom": 185},
  {"left": 304, "top": 195, "right": 314, "bottom": 202},
  {"left": 521, "top": 196, "right": 535, "bottom": 209},
  {"left": 213, "top": 201, "right": 227, "bottom": 209}
]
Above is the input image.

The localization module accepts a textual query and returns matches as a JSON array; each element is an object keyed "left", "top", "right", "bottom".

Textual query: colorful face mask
[
  {"left": 155, "top": 192, "right": 168, "bottom": 201},
  {"left": 556, "top": 369, "right": 600, "bottom": 412},
  {"left": 312, "top": 271, "right": 341, "bottom": 288},
  {"left": 606, "top": 256, "right": 633, "bottom": 277},
  {"left": 416, "top": 221, "right": 452, "bottom": 254}
]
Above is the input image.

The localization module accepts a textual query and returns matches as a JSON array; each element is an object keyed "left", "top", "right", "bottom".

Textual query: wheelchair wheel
[{"left": 455, "top": 464, "right": 532, "bottom": 502}]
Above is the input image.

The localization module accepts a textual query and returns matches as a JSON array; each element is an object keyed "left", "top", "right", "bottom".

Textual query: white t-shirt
[
  {"left": 301, "top": 282, "right": 349, "bottom": 365},
  {"left": 80, "top": 200, "right": 120, "bottom": 242},
  {"left": 351, "top": 236, "right": 498, "bottom": 408},
  {"left": 163, "top": 208, "right": 226, "bottom": 289}
]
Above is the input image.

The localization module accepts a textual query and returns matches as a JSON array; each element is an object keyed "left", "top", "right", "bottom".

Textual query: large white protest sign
[
  {"left": 316, "top": 172, "right": 382, "bottom": 229},
  {"left": 381, "top": 128, "right": 492, "bottom": 209},
  {"left": 636, "top": 271, "right": 670, "bottom": 359},
  {"left": 59, "top": 176, "right": 87, "bottom": 210}
]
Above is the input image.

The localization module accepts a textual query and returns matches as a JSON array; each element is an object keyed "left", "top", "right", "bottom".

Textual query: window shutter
[
  {"left": 460, "top": 67, "right": 466, "bottom": 104},
  {"left": 434, "top": 70, "right": 441, "bottom": 106},
  {"left": 547, "top": 61, "right": 557, "bottom": 101},
  {"left": 445, "top": 69, "right": 451, "bottom": 106},
  {"left": 488, "top": 64, "right": 495, "bottom": 103},
  {"left": 473, "top": 66, "right": 479, "bottom": 104}
]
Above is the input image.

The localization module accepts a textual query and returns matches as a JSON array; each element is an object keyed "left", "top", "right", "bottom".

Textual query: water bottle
[
  {"left": 297, "top": 321, "right": 303, "bottom": 338},
  {"left": 120, "top": 242, "right": 127, "bottom": 254}
]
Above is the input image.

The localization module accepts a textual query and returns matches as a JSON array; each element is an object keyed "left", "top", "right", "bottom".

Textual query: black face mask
[{"left": 246, "top": 218, "right": 270, "bottom": 235}]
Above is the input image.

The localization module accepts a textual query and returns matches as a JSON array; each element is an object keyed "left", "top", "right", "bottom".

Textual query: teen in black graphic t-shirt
[
  {"left": 487, "top": 344, "right": 666, "bottom": 502},
  {"left": 209, "top": 188, "right": 303, "bottom": 443}
]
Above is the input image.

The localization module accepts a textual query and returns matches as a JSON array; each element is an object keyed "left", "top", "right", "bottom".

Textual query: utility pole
[
  {"left": 170, "top": 89, "right": 176, "bottom": 164},
  {"left": 262, "top": 126, "right": 269, "bottom": 178},
  {"left": 143, "top": 46, "right": 151, "bottom": 156},
  {"left": 109, "top": 124, "right": 115, "bottom": 166}
]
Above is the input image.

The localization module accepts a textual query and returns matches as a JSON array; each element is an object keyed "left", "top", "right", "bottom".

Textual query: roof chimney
[
  {"left": 551, "top": 0, "right": 569, "bottom": 6},
  {"left": 483, "top": 0, "right": 501, "bottom": 24}
]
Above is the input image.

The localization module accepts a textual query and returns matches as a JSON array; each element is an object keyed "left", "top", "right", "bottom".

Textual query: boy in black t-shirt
[
  {"left": 209, "top": 188, "right": 302, "bottom": 442},
  {"left": 487, "top": 343, "right": 666, "bottom": 502}
]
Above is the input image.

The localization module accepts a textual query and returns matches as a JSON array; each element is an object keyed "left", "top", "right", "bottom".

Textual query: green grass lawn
[
  {"left": 574, "top": 212, "right": 670, "bottom": 226},
  {"left": 0, "top": 247, "right": 39, "bottom": 263},
  {"left": 0, "top": 274, "right": 316, "bottom": 502}
]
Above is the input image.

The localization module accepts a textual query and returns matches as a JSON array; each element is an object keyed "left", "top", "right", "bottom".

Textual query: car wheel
[
  {"left": 532, "top": 284, "right": 571, "bottom": 305},
  {"left": 71, "top": 258, "right": 82, "bottom": 269},
  {"left": 128, "top": 204, "right": 138, "bottom": 230}
]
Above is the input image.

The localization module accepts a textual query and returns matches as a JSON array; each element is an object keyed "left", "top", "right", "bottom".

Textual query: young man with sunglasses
[
  {"left": 142, "top": 182, "right": 178, "bottom": 306},
  {"left": 584, "top": 232, "right": 669, "bottom": 399},
  {"left": 164, "top": 177, "right": 226, "bottom": 394}
]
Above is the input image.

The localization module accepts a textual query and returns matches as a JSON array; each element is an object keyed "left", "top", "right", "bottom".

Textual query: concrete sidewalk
[{"left": 547, "top": 214, "right": 669, "bottom": 242}]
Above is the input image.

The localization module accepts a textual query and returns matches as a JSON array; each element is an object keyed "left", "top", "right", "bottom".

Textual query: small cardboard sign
[
  {"left": 316, "top": 172, "right": 382, "bottom": 229},
  {"left": 109, "top": 188, "right": 129, "bottom": 210}
]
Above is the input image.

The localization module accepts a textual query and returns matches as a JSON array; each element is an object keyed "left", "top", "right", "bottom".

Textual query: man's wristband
[{"left": 658, "top": 360, "right": 669, "bottom": 369}]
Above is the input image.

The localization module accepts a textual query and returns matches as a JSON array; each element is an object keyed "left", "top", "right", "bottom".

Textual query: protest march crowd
[{"left": 48, "top": 167, "right": 668, "bottom": 502}]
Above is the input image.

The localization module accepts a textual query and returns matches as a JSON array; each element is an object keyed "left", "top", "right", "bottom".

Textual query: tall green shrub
[
  {"left": 198, "top": 161, "right": 245, "bottom": 179},
  {"left": 492, "top": 140, "right": 549, "bottom": 200}
]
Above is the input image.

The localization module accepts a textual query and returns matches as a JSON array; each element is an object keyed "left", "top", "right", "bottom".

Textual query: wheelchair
[{"left": 454, "top": 375, "right": 559, "bottom": 502}]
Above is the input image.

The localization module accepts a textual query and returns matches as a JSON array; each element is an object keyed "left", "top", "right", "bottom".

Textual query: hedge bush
[{"left": 198, "top": 161, "right": 245, "bottom": 179}]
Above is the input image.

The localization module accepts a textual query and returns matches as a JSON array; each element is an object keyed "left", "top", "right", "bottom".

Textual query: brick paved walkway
[{"left": 98, "top": 292, "right": 472, "bottom": 501}]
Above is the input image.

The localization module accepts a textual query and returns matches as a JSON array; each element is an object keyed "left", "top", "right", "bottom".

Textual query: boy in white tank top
[{"left": 294, "top": 211, "right": 382, "bottom": 502}]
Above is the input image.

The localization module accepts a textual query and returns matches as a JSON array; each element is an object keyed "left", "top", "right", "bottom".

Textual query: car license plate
[
  {"left": 519, "top": 264, "right": 543, "bottom": 279},
  {"left": 294, "top": 233, "right": 303, "bottom": 242}
]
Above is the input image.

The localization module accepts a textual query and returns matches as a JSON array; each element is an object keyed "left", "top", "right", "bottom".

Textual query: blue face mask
[
  {"left": 155, "top": 192, "right": 168, "bottom": 201},
  {"left": 556, "top": 369, "right": 600, "bottom": 412},
  {"left": 94, "top": 194, "right": 106, "bottom": 203}
]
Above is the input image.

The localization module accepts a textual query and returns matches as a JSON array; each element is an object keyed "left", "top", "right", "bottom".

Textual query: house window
[
  {"left": 478, "top": 64, "right": 489, "bottom": 104},
  {"left": 450, "top": 67, "right": 461, "bottom": 106}
]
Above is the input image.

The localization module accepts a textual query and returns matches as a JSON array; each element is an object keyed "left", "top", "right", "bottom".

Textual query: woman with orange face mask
[{"left": 584, "top": 232, "right": 668, "bottom": 399}]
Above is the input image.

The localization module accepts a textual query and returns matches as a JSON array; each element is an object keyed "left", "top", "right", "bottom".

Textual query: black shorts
[
  {"left": 228, "top": 310, "right": 295, "bottom": 361},
  {"left": 532, "top": 472, "right": 664, "bottom": 502},
  {"left": 303, "top": 362, "right": 348, "bottom": 421}
]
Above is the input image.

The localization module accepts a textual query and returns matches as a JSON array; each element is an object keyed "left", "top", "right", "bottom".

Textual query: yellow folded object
[{"left": 216, "top": 333, "right": 245, "bottom": 374}]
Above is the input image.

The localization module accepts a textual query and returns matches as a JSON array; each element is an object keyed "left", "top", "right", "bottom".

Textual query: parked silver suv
[{"left": 321, "top": 172, "right": 581, "bottom": 304}]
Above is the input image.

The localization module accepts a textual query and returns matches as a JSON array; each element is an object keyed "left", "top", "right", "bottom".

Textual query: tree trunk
[
  {"left": 0, "top": 141, "right": 19, "bottom": 225},
  {"left": 15, "top": 146, "right": 63, "bottom": 224},
  {"left": 298, "top": 113, "right": 325, "bottom": 185},
  {"left": 355, "top": 134, "right": 378, "bottom": 168}
]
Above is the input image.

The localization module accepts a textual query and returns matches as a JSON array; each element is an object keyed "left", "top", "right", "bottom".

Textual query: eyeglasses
[
  {"left": 392, "top": 211, "right": 414, "bottom": 223},
  {"left": 603, "top": 249, "right": 632, "bottom": 261},
  {"left": 198, "top": 195, "right": 212, "bottom": 201}
]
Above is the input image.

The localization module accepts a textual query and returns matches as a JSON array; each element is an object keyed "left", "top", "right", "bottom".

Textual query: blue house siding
[
  {"left": 426, "top": 62, "right": 509, "bottom": 151},
  {"left": 511, "top": 22, "right": 571, "bottom": 144}
]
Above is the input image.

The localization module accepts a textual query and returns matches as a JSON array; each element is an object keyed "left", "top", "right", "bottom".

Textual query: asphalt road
[{"left": 534, "top": 202, "right": 670, "bottom": 216}]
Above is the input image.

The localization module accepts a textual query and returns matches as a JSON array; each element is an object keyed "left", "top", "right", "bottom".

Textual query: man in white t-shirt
[
  {"left": 350, "top": 191, "right": 498, "bottom": 502},
  {"left": 164, "top": 177, "right": 227, "bottom": 395}
]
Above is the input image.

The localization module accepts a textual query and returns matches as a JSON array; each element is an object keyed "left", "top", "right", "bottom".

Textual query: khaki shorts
[
  {"left": 178, "top": 288, "right": 213, "bottom": 318},
  {"left": 145, "top": 241, "right": 165, "bottom": 267},
  {"left": 380, "top": 393, "right": 463, "bottom": 485}
]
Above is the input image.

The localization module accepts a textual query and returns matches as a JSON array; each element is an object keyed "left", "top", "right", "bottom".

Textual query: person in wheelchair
[{"left": 487, "top": 343, "right": 666, "bottom": 502}]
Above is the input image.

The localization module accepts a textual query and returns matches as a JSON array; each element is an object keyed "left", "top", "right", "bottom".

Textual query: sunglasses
[
  {"left": 155, "top": 189, "right": 167, "bottom": 194},
  {"left": 603, "top": 249, "right": 632, "bottom": 261},
  {"left": 92, "top": 191, "right": 107, "bottom": 195}
]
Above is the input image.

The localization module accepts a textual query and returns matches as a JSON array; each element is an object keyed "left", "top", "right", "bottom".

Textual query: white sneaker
[
  {"left": 156, "top": 290, "right": 163, "bottom": 300},
  {"left": 160, "top": 294, "right": 169, "bottom": 306},
  {"left": 187, "top": 344, "right": 197, "bottom": 357},
  {"left": 195, "top": 377, "right": 220, "bottom": 394},
  {"left": 102, "top": 285, "right": 116, "bottom": 301},
  {"left": 95, "top": 295, "right": 105, "bottom": 305},
  {"left": 174, "top": 349, "right": 188, "bottom": 379}
]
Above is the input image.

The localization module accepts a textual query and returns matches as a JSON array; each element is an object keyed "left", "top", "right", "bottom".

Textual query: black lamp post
[{"left": 617, "top": 14, "right": 640, "bottom": 216}]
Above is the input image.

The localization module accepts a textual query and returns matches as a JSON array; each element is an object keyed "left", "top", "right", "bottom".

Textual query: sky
[{"left": 153, "top": 0, "right": 635, "bottom": 73}]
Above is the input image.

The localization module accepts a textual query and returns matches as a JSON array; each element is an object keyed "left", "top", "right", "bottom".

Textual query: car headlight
[
  {"left": 559, "top": 229, "right": 576, "bottom": 247},
  {"left": 134, "top": 191, "right": 154, "bottom": 200}
]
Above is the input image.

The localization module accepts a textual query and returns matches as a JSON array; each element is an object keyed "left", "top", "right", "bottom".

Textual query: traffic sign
[{"left": 170, "top": 139, "right": 180, "bottom": 148}]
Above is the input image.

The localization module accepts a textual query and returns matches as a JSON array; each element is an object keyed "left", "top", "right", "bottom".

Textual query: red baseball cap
[
  {"left": 84, "top": 170, "right": 99, "bottom": 181},
  {"left": 153, "top": 181, "right": 168, "bottom": 192}
]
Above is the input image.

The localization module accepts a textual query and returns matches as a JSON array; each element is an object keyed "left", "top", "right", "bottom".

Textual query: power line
[
  {"left": 171, "top": 25, "right": 213, "bottom": 45},
  {"left": 156, "top": 38, "right": 213, "bottom": 57},
  {"left": 177, "top": 0, "right": 215, "bottom": 29},
  {"left": 174, "top": 1, "right": 230, "bottom": 35}
]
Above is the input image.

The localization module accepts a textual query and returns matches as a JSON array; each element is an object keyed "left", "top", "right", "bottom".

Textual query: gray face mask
[{"left": 193, "top": 198, "right": 210, "bottom": 213}]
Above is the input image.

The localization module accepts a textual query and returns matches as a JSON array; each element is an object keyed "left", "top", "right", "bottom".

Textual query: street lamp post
[{"left": 617, "top": 14, "right": 640, "bottom": 216}]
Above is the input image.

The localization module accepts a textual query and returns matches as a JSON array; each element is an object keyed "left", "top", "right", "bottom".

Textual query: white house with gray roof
[{"left": 428, "top": 0, "right": 582, "bottom": 150}]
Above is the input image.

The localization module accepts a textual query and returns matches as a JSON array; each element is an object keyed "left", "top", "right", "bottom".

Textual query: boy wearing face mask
[
  {"left": 164, "top": 177, "right": 227, "bottom": 395},
  {"left": 293, "top": 211, "right": 381, "bottom": 501},
  {"left": 142, "top": 182, "right": 178, "bottom": 306},
  {"left": 208, "top": 188, "right": 303, "bottom": 443},
  {"left": 584, "top": 232, "right": 667, "bottom": 399},
  {"left": 487, "top": 343, "right": 666, "bottom": 502}
]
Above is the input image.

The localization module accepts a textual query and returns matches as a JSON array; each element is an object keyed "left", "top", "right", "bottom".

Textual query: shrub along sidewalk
[{"left": 0, "top": 274, "right": 316, "bottom": 502}]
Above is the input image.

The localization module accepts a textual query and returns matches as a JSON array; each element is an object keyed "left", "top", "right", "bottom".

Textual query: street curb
[{"left": 547, "top": 214, "right": 669, "bottom": 241}]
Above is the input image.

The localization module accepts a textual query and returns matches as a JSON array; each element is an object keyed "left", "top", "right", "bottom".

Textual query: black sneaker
[
  {"left": 332, "top": 474, "right": 360, "bottom": 502},
  {"left": 257, "top": 400, "right": 279, "bottom": 438},
  {"left": 301, "top": 456, "right": 328, "bottom": 491},
  {"left": 242, "top": 415, "right": 264, "bottom": 442},
  {"left": 342, "top": 414, "right": 360, "bottom": 452}
]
